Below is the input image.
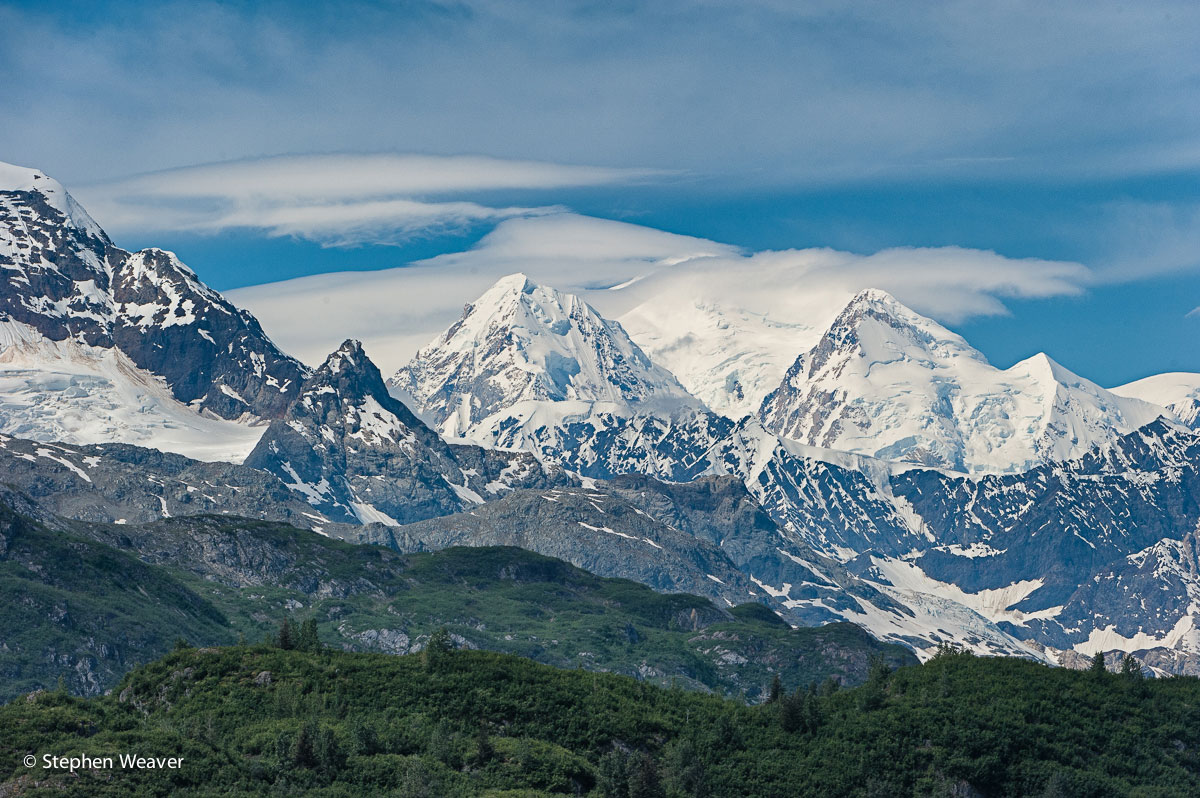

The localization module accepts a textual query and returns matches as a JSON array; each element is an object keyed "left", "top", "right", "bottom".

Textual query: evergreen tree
[
  {"left": 291, "top": 720, "right": 317, "bottom": 768},
  {"left": 818, "top": 676, "right": 840, "bottom": 698},
  {"left": 315, "top": 723, "right": 343, "bottom": 778},
  {"left": 596, "top": 750, "right": 630, "bottom": 798},
  {"left": 767, "top": 673, "right": 783, "bottom": 704},
  {"left": 628, "top": 752, "right": 665, "bottom": 798},
  {"left": 426, "top": 718, "right": 456, "bottom": 767},
  {"left": 663, "top": 737, "right": 708, "bottom": 797},
  {"left": 473, "top": 720, "right": 494, "bottom": 767},
  {"left": 1089, "top": 651, "right": 1107, "bottom": 674},
  {"left": 276, "top": 619, "right": 295, "bottom": 650},
  {"left": 1120, "top": 654, "right": 1142, "bottom": 678},
  {"left": 297, "top": 619, "right": 321, "bottom": 652},
  {"left": 780, "top": 690, "right": 804, "bottom": 732}
]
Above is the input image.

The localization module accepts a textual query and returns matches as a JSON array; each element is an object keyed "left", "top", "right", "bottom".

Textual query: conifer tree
[
  {"left": 276, "top": 619, "right": 295, "bottom": 650},
  {"left": 629, "top": 752, "right": 665, "bottom": 798},
  {"left": 297, "top": 619, "right": 321, "bottom": 652},
  {"left": 767, "top": 673, "right": 783, "bottom": 704},
  {"left": 473, "top": 721, "right": 494, "bottom": 767}
]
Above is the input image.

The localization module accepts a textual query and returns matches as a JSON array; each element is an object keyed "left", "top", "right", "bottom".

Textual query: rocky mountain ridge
[{"left": 0, "top": 161, "right": 306, "bottom": 428}]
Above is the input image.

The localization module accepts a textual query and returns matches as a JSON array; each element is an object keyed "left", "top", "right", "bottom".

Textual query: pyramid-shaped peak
[
  {"left": 1008, "top": 351, "right": 1101, "bottom": 391},
  {"left": 473, "top": 272, "right": 581, "bottom": 314},
  {"left": 815, "top": 288, "right": 981, "bottom": 370},
  {"left": 835, "top": 288, "right": 938, "bottom": 328},
  {"left": 846, "top": 287, "right": 905, "bottom": 308},
  {"left": 392, "top": 273, "right": 699, "bottom": 438},
  {"left": 0, "top": 160, "right": 106, "bottom": 239},
  {"left": 320, "top": 339, "right": 372, "bottom": 375},
  {"left": 0, "top": 161, "right": 52, "bottom": 192},
  {"left": 487, "top": 272, "right": 537, "bottom": 295},
  {"left": 302, "top": 339, "right": 387, "bottom": 403}
]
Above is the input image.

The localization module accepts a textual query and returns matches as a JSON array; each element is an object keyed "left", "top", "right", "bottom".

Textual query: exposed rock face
[
  {"left": 246, "top": 339, "right": 567, "bottom": 525},
  {"left": 884, "top": 420, "right": 1200, "bottom": 657},
  {"left": 0, "top": 434, "right": 331, "bottom": 530},
  {"left": 0, "top": 162, "right": 306, "bottom": 421},
  {"left": 353, "top": 483, "right": 764, "bottom": 608}
]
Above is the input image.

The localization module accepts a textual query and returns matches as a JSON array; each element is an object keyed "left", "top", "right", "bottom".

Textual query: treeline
[{"left": 1, "top": 634, "right": 1198, "bottom": 797}]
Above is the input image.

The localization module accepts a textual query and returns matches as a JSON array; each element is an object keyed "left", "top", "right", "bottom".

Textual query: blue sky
[{"left": 2, "top": 0, "right": 1199, "bottom": 386}]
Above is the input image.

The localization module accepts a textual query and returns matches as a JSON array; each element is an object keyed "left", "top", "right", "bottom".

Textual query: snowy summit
[{"left": 390, "top": 273, "right": 698, "bottom": 439}]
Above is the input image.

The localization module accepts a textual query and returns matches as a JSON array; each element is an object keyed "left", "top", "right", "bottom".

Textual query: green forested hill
[
  {"left": 1, "top": 644, "right": 1197, "bottom": 797},
  {"left": 0, "top": 498, "right": 912, "bottom": 701}
]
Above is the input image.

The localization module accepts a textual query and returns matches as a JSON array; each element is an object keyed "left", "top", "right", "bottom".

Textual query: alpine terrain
[{"left": 3, "top": 159, "right": 1200, "bottom": 698}]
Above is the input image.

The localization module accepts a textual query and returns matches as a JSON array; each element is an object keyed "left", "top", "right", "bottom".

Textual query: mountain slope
[
  {"left": 390, "top": 273, "right": 699, "bottom": 440},
  {"left": 889, "top": 420, "right": 1200, "bottom": 663},
  {"left": 0, "top": 321, "right": 266, "bottom": 462},
  {"left": 619, "top": 294, "right": 819, "bottom": 419},
  {"left": 0, "top": 498, "right": 232, "bottom": 698},
  {"left": 1113, "top": 371, "right": 1200, "bottom": 431},
  {"left": 354, "top": 483, "right": 766, "bottom": 609},
  {"left": 758, "top": 289, "right": 1164, "bottom": 473},
  {"left": 0, "top": 161, "right": 307, "bottom": 440},
  {"left": 0, "top": 491, "right": 913, "bottom": 701},
  {"left": 0, "top": 434, "right": 333, "bottom": 530},
  {"left": 246, "top": 339, "right": 564, "bottom": 525}
]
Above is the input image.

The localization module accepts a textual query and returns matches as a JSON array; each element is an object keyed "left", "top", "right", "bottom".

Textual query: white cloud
[
  {"left": 70, "top": 153, "right": 659, "bottom": 245},
  {"left": 4, "top": 2, "right": 1198, "bottom": 186},
  {"left": 228, "top": 213, "right": 1091, "bottom": 377}
]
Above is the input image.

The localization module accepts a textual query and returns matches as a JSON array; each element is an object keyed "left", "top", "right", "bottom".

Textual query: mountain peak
[
  {"left": 845, "top": 287, "right": 904, "bottom": 309},
  {"left": 0, "top": 161, "right": 50, "bottom": 191},
  {"left": 0, "top": 160, "right": 106, "bottom": 240},
  {"left": 391, "top": 274, "right": 698, "bottom": 439},
  {"left": 488, "top": 272, "right": 536, "bottom": 295},
  {"left": 325, "top": 338, "right": 369, "bottom": 369},
  {"left": 759, "top": 294, "right": 1161, "bottom": 473},
  {"left": 1, "top": 165, "right": 307, "bottom": 422},
  {"left": 810, "top": 290, "right": 984, "bottom": 378},
  {"left": 307, "top": 339, "right": 388, "bottom": 401}
]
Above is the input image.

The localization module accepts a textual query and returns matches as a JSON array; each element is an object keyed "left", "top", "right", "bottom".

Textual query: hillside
[
  {"left": 1, "top": 645, "right": 1197, "bottom": 796},
  {"left": 0, "top": 497, "right": 911, "bottom": 701}
]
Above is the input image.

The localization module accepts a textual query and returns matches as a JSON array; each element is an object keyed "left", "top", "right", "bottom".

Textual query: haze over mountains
[{"left": 5, "top": 160, "right": 1200, "bottom": 679}]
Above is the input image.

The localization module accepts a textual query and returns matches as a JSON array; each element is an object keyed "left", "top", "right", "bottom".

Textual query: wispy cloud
[
  {"left": 4, "top": 1, "right": 1197, "bottom": 185},
  {"left": 71, "top": 153, "right": 658, "bottom": 245},
  {"left": 229, "top": 213, "right": 1091, "bottom": 371}
]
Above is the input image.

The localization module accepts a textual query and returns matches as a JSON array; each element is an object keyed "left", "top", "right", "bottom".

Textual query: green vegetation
[
  {"left": 1, "top": 642, "right": 1197, "bottom": 797},
  {"left": 0, "top": 505, "right": 232, "bottom": 698},
  {"left": 0, "top": 502, "right": 912, "bottom": 701}
]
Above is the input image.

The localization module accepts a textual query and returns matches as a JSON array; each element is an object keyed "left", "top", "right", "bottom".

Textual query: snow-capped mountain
[
  {"left": 1112, "top": 372, "right": 1200, "bottom": 431},
  {"left": 390, "top": 273, "right": 698, "bottom": 440},
  {"left": 0, "top": 320, "right": 264, "bottom": 462},
  {"left": 0, "top": 161, "right": 306, "bottom": 428},
  {"left": 11, "top": 159, "right": 1200, "bottom": 674},
  {"left": 618, "top": 297, "right": 818, "bottom": 419},
  {"left": 758, "top": 289, "right": 1165, "bottom": 473},
  {"left": 246, "top": 339, "right": 565, "bottom": 525},
  {"left": 381, "top": 272, "right": 1200, "bottom": 666}
]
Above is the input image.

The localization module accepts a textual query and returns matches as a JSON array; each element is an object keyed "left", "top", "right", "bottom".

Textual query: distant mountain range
[{"left": 4, "top": 159, "right": 1200, "bottom": 681}]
